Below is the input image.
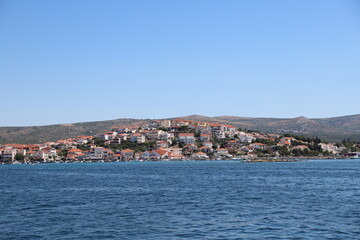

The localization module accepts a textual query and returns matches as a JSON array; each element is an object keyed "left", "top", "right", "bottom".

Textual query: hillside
[
  {"left": 0, "top": 119, "right": 148, "bottom": 144},
  {"left": 1, "top": 114, "right": 360, "bottom": 144},
  {"left": 180, "top": 114, "right": 360, "bottom": 142}
]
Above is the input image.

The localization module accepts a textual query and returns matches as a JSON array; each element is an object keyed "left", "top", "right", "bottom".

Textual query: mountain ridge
[{"left": 1, "top": 114, "right": 360, "bottom": 144}]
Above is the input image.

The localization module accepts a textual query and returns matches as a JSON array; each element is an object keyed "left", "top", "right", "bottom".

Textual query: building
[
  {"left": 178, "top": 133, "right": 195, "bottom": 144},
  {"left": 121, "top": 149, "right": 134, "bottom": 161},
  {"left": 130, "top": 134, "right": 146, "bottom": 144},
  {"left": 200, "top": 134, "right": 211, "bottom": 142},
  {"left": 191, "top": 152, "right": 209, "bottom": 160}
]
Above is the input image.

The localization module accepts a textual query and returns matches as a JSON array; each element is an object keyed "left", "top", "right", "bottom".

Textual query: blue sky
[{"left": 1, "top": 0, "right": 359, "bottom": 126}]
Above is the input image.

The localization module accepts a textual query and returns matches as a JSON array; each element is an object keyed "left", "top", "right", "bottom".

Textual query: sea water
[{"left": 0, "top": 160, "right": 359, "bottom": 239}]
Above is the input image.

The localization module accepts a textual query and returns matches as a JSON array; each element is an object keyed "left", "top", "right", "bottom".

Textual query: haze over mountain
[{"left": 1, "top": 114, "right": 360, "bottom": 144}]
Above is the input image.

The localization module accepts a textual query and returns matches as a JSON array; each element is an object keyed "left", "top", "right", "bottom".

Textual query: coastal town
[{"left": 1, "top": 119, "right": 359, "bottom": 164}]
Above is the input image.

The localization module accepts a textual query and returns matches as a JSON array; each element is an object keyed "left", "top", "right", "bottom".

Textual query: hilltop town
[{"left": 1, "top": 119, "right": 359, "bottom": 163}]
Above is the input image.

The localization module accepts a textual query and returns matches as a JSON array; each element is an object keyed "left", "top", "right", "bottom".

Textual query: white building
[
  {"left": 130, "top": 134, "right": 146, "bottom": 143},
  {"left": 178, "top": 133, "right": 195, "bottom": 144}
]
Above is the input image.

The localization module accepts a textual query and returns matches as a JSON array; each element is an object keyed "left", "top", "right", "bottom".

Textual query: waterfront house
[
  {"left": 319, "top": 143, "right": 338, "bottom": 154},
  {"left": 168, "top": 153, "right": 185, "bottom": 160},
  {"left": 159, "top": 147, "right": 182, "bottom": 155},
  {"left": 88, "top": 147, "right": 113, "bottom": 160},
  {"left": 0, "top": 146, "right": 16, "bottom": 163},
  {"left": 121, "top": 149, "right": 134, "bottom": 161},
  {"left": 191, "top": 151, "right": 209, "bottom": 160},
  {"left": 216, "top": 148, "right": 229, "bottom": 156}
]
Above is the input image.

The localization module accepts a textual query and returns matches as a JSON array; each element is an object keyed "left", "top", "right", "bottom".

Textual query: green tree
[
  {"left": 15, "top": 153, "right": 24, "bottom": 161},
  {"left": 58, "top": 149, "right": 68, "bottom": 157}
]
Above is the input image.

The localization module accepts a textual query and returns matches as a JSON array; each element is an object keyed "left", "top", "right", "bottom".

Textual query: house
[
  {"left": 319, "top": 143, "right": 337, "bottom": 153},
  {"left": 168, "top": 153, "right": 185, "bottom": 160},
  {"left": 145, "top": 130, "right": 166, "bottom": 140},
  {"left": 160, "top": 120, "right": 171, "bottom": 128},
  {"left": 114, "top": 127, "right": 130, "bottom": 134},
  {"left": 241, "top": 145, "right": 254, "bottom": 152},
  {"left": 178, "top": 133, "right": 195, "bottom": 144},
  {"left": 239, "top": 134, "right": 255, "bottom": 143},
  {"left": 228, "top": 140, "right": 240, "bottom": 148},
  {"left": 68, "top": 148, "right": 83, "bottom": 155},
  {"left": 171, "top": 119, "right": 191, "bottom": 127},
  {"left": 280, "top": 137, "right": 293, "bottom": 145},
  {"left": 76, "top": 136, "right": 93, "bottom": 144},
  {"left": 130, "top": 134, "right": 146, "bottom": 143},
  {"left": 40, "top": 148, "right": 57, "bottom": 161},
  {"left": 155, "top": 141, "right": 169, "bottom": 149},
  {"left": 216, "top": 148, "right": 229, "bottom": 155},
  {"left": 224, "top": 124, "right": 237, "bottom": 133},
  {"left": 121, "top": 149, "right": 134, "bottom": 161},
  {"left": 268, "top": 134, "right": 280, "bottom": 138},
  {"left": 141, "top": 149, "right": 169, "bottom": 160},
  {"left": 89, "top": 147, "right": 113, "bottom": 160},
  {"left": 117, "top": 133, "right": 129, "bottom": 141},
  {"left": 160, "top": 147, "right": 182, "bottom": 155},
  {"left": 183, "top": 144, "right": 198, "bottom": 151},
  {"left": 99, "top": 132, "right": 118, "bottom": 141},
  {"left": 113, "top": 154, "right": 122, "bottom": 161},
  {"left": 200, "top": 134, "right": 211, "bottom": 142},
  {"left": 0, "top": 146, "right": 17, "bottom": 162},
  {"left": 152, "top": 149, "right": 169, "bottom": 159},
  {"left": 127, "top": 126, "right": 140, "bottom": 133},
  {"left": 196, "top": 122, "right": 209, "bottom": 127},
  {"left": 32, "top": 151, "right": 46, "bottom": 160},
  {"left": 250, "top": 143, "right": 266, "bottom": 150},
  {"left": 203, "top": 141, "right": 213, "bottom": 148},
  {"left": 108, "top": 137, "right": 121, "bottom": 145},
  {"left": 292, "top": 145, "right": 309, "bottom": 151},
  {"left": 191, "top": 152, "right": 209, "bottom": 160},
  {"left": 159, "top": 132, "right": 175, "bottom": 141},
  {"left": 199, "top": 146, "right": 213, "bottom": 153},
  {"left": 215, "top": 148, "right": 232, "bottom": 158},
  {"left": 209, "top": 123, "right": 226, "bottom": 139},
  {"left": 148, "top": 120, "right": 161, "bottom": 128}
]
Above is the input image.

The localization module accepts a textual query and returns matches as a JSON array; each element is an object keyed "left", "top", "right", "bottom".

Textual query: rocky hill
[{"left": 1, "top": 114, "right": 360, "bottom": 144}]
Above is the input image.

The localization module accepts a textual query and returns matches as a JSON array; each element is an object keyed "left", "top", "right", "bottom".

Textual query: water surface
[{"left": 1, "top": 160, "right": 359, "bottom": 239}]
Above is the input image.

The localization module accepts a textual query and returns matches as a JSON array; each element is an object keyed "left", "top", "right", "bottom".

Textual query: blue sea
[{"left": 1, "top": 160, "right": 359, "bottom": 239}]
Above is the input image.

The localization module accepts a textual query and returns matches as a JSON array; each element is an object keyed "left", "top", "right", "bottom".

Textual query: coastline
[{"left": 1, "top": 155, "right": 354, "bottom": 165}]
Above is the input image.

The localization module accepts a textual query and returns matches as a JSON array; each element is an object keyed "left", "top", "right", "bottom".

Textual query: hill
[
  {"left": 0, "top": 119, "right": 148, "bottom": 144},
  {"left": 1, "top": 114, "right": 360, "bottom": 144},
  {"left": 181, "top": 114, "right": 360, "bottom": 142}
]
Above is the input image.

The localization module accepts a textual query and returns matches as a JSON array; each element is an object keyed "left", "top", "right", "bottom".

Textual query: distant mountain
[
  {"left": 1, "top": 114, "right": 360, "bottom": 144},
  {"left": 181, "top": 114, "right": 360, "bottom": 142}
]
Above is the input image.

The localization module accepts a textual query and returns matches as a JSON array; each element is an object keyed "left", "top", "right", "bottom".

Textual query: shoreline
[{"left": 1, "top": 156, "right": 355, "bottom": 165}]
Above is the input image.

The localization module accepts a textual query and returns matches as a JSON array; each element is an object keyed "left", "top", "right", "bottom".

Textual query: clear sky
[{"left": 1, "top": 0, "right": 359, "bottom": 126}]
